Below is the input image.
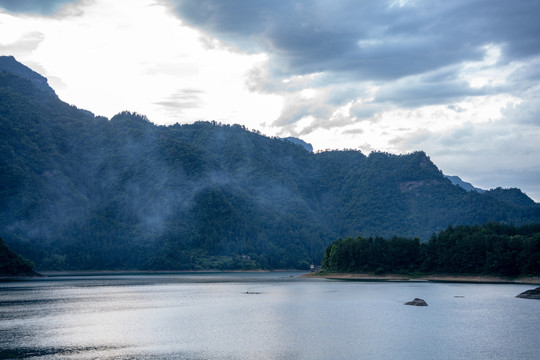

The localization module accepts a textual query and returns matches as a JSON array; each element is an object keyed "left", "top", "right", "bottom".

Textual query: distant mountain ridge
[
  {"left": 282, "top": 137, "right": 313, "bottom": 152},
  {"left": 445, "top": 175, "right": 485, "bottom": 193},
  {"left": 1, "top": 57, "right": 539, "bottom": 270}
]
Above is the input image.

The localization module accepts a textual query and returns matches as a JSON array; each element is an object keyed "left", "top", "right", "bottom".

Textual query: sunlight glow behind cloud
[{"left": 0, "top": 0, "right": 282, "bottom": 128}]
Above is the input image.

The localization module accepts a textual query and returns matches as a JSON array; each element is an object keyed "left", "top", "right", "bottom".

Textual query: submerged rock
[
  {"left": 404, "top": 298, "right": 428, "bottom": 306},
  {"left": 516, "top": 287, "right": 540, "bottom": 299}
]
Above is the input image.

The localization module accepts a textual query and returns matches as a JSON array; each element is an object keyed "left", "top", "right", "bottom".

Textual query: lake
[{"left": 1, "top": 272, "right": 539, "bottom": 359}]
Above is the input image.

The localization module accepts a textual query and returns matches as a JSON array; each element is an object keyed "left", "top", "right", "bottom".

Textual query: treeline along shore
[{"left": 317, "top": 223, "right": 540, "bottom": 280}]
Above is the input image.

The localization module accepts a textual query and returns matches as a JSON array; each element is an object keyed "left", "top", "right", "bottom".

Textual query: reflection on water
[{"left": 1, "top": 272, "right": 539, "bottom": 360}]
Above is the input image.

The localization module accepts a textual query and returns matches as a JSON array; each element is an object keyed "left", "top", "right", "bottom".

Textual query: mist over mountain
[{"left": 1, "top": 56, "right": 539, "bottom": 270}]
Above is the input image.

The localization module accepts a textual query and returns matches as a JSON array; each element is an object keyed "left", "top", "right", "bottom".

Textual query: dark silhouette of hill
[
  {"left": 0, "top": 238, "right": 37, "bottom": 277},
  {"left": 1, "top": 56, "right": 539, "bottom": 270}
]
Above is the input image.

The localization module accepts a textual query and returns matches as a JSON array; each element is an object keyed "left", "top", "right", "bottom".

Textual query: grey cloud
[
  {"left": 0, "top": 0, "right": 80, "bottom": 15},
  {"left": 342, "top": 128, "right": 363, "bottom": 135},
  {"left": 169, "top": 0, "right": 540, "bottom": 81},
  {"left": 349, "top": 102, "right": 387, "bottom": 121},
  {"left": 373, "top": 70, "right": 482, "bottom": 108},
  {"left": 501, "top": 91, "right": 540, "bottom": 126},
  {"left": 503, "top": 58, "right": 540, "bottom": 93},
  {"left": 447, "top": 104, "right": 466, "bottom": 113},
  {"left": 245, "top": 62, "right": 282, "bottom": 93},
  {"left": 325, "top": 85, "right": 366, "bottom": 106},
  {"left": 166, "top": 0, "right": 271, "bottom": 36},
  {"left": 0, "top": 31, "right": 45, "bottom": 55},
  {"left": 272, "top": 87, "right": 353, "bottom": 129},
  {"left": 169, "top": 0, "right": 540, "bottom": 138},
  {"left": 300, "top": 113, "right": 356, "bottom": 136},
  {"left": 273, "top": 97, "right": 331, "bottom": 127},
  {"left": 154, "top": 88, "right": 204, "bottom": 113}
]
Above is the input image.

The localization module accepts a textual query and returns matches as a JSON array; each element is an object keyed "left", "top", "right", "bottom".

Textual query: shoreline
[
  {"left": 302, "top": 272, "right": 540, "bottom": 284},
  {"left": 3, "top": 270, "right": 539, "bottom": 285},
  {"left": 1, "top": 269, "right": 301, "bottom": 281},
  {"left": 32, "top": 269, "right": 301, "bottom": 277}
]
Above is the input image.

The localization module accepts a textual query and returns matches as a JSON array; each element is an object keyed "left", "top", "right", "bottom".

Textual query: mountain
[
  {"left": 445, "top": 175, "right": 485, "bottom": 193},
  {"left": 282, "top": 137, "right": 313, "bottom": 152},
  {"left": 0, "top": 55, "right": 56, "bottom": 96},
  {"left": 445, "top": 173, "right": 536, "bottom": 208},
  {"left": 485, "top": 187, "right": 537, "bottom": 208},
  {"left": 1, "top": 57, "right": 539, "bottom": 270}
]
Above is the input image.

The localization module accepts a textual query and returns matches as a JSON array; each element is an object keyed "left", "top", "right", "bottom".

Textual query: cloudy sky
[{"left": 1, "top": 0, "right": 539, "bottom": 201}]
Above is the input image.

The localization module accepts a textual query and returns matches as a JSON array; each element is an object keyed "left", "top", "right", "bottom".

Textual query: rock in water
[
  {"left": 516, "top": 287, "right": 540, "bottom": 299},
  {"left": 404, "top": 298, "right": 428, "bottom": 306}
]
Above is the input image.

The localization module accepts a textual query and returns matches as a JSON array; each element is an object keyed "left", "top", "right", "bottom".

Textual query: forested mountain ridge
[{"left": 1, "top": 56, "right": 539, "bottom": 270}]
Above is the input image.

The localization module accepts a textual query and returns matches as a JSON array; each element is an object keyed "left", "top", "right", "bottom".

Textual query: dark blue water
[{"left": 1, "top": 273, "right": 539, "bottom": 359}]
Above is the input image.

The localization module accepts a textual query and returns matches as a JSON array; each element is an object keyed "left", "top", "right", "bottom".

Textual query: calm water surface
[{"left": 1, "top": 272, "right": 539, "bottom": 359}]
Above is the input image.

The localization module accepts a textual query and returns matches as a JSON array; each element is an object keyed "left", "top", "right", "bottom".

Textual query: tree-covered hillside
[
  {"left": 321, "top": 223, "right": 540, "bottom": 277},
  {"left": 1, "top": 56, "right": 539, "bottom": 270}
]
